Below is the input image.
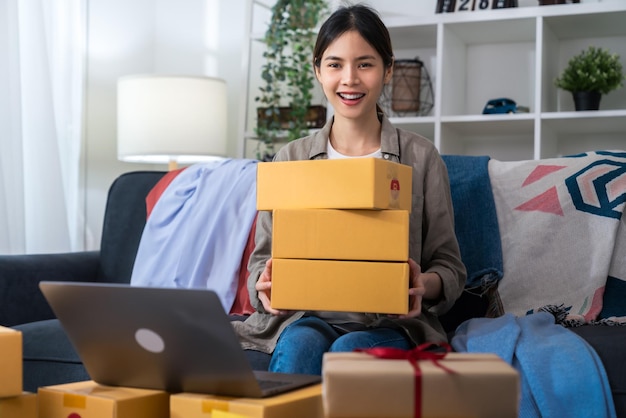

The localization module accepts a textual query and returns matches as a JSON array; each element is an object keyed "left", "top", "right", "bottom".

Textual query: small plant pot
[{"left": 572, "top": 91, "right": 602, "bottom": 111}]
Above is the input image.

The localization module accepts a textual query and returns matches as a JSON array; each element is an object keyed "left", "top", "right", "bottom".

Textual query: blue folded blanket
[
  {"left": 452, "top": 313, "right": 616, "bottom": 418},
  {"left": 441, "top": 155, "right": 503, "bottom": 289}
]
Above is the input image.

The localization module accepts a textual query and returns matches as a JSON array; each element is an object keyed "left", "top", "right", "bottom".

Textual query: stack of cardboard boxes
[
  {"left": 0, "top": 326, "right": 37, "bottom": 417},
  {"left": 257, "top": 158, "right": 413, "bottom": 315}
]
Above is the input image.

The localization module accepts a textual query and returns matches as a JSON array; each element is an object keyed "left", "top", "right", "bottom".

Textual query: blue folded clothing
[
  {"left": 442, "top": 155, "right": 503, "bottom": 289},
  {"left": 452, "top": 312, "right": 617, "bottom": 418}
]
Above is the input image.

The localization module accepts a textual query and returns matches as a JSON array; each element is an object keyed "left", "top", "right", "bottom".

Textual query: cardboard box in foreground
[
  {"left": 170, "top": 384, "right": 323, "bottom": 418},
  {"left": 323, "top": 352, "right": 519, "bottom": 418},
  {"left": 38, "top": 380, "right": 169, "bottom": 418},
  {"left": 0, "top": 392, "right": 37, "bottom": 418}
]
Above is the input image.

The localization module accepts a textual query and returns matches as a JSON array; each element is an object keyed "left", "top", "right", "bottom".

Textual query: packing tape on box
[
  {"left": 202, "top": 399, "right": 231, "bottom": 413},
  {"left": 63, "top": 393, "right": 87, "bottom": 409}
]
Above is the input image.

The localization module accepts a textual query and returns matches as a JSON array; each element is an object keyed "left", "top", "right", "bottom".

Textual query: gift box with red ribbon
[{"left": 322, "top": 344, "right": 519, "bottom": 418}]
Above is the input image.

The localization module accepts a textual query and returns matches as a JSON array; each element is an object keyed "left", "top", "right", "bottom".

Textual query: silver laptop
[{"left": 39, "top": 281, "right": 320, "bottom": 397}]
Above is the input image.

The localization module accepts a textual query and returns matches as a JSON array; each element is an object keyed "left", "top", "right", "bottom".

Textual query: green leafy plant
[
  {"left": 555, "top": 46, "right": 625, "bottom": 95},
  {"left": 255, "top": 0, "right": 328, "bottom": 159}
]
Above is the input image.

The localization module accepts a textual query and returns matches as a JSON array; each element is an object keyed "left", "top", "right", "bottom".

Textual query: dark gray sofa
[
  {"left": 1, "top": 171, "right": 272, "bottom": 392},
  {"left": 2, "top": 160, "right": 625, "bottom": 416}
]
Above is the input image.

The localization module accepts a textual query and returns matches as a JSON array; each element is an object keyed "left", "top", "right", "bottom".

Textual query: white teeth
[{"left": 339, "top": 93, "right": 364, "bottom": 100}]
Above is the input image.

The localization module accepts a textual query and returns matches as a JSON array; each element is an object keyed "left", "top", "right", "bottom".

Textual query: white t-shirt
[{"left": 327, "top": 139, "right": 382, "bottom": 159}]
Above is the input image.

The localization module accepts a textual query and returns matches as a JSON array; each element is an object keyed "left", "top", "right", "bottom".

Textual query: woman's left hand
[{"left": 400, "top": 258, "right": 426, "bottom": 319}]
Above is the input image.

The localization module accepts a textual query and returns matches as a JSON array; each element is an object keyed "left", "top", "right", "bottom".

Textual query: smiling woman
[
  {"left": 235, "top": 3, "right": 466, "bottom": 377},
  {"left": 0, "top": 0, "right": 87, "bottom": 254}
]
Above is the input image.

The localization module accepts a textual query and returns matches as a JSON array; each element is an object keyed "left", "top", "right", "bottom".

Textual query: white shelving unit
[
  {"left": 244, "top": 1, "right": 626, "bottom": 161},
  {"left": 387, "top": 1, "right": 626, "bottom": 161}
]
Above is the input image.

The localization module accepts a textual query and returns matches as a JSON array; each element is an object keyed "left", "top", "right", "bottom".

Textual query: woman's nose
[{"left": 341, "top": 66, "right": 359, "bottom": 85}]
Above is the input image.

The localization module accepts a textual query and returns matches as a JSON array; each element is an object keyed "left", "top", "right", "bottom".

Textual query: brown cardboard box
[
  {"left": 271, "top": 259, "right": 409, "bottom": 314},
  {"left": 37, "top": 380, "right": 169, "bottom": 418},
  {"left": 322, "top": 352, "right": 519, "bottom": 418},
  {"left": 170, "top": 384, "right": 323, "bottom": 418},
  {"left": 0, "top": 326, "right": 22, "bottom": 398},
  {"left": 256, "top": 158, "right": 412, "bottom": 212},
  {"left": 0, "top": 392, "right": 37, "bottom": 418},
  {"left": 272, "top": 209, "right": 409, "bottom": 261}
]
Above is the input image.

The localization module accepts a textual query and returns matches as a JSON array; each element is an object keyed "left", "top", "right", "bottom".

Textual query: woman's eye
[{"left": 359, "top": 62, "right": 372, "bottom": 68}]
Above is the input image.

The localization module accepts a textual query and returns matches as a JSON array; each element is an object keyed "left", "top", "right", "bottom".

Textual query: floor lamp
[{"left": 117, "top": 75, "right": 228, "bottom": 170}]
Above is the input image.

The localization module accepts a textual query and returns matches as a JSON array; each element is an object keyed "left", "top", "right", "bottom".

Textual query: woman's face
[{"left": 315, "top": 30, "right": 392, "bottom": 123}]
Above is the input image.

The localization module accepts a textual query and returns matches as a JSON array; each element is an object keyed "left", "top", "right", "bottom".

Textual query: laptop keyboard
[{"left": 258, "top": 379, "right": 292, "bottom": 390}]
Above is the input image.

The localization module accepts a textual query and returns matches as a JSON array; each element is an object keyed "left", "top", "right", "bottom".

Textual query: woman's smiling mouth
[{"left": 338, "top": 92, "right": 365, "bottom": 101}]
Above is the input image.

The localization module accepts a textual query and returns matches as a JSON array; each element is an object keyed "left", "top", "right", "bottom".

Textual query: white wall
[
  {"left": 84, "top": 0, "right": 247, "bottom": 249},
  {"left": 83, "top": 0, "right": 602, "bottom": 249}
]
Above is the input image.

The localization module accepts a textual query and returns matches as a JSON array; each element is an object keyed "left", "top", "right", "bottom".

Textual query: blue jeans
[{"left": 269, "top": 316, "right": 412, "bottom": 375}]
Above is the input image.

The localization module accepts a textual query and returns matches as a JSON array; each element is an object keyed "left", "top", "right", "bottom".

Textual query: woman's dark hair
[{"left": 313, "top": 4, "right": 394, "bottom": 69}]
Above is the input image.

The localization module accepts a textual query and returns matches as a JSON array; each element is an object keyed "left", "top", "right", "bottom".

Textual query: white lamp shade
[{"left": 117, "top": 75, "right": 228, "bottom": 164}]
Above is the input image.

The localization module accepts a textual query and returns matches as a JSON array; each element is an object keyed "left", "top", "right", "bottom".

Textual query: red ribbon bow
[{"left": 355, "top": 343, "right": 455, "bottom": 418}]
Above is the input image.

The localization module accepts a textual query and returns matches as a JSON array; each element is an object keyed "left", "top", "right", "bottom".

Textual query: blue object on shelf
[{"left": 482, "top": 98, "right": 529, "bottom": 114}]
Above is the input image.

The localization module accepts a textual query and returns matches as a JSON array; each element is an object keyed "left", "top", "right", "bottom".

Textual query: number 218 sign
[
  {"left": 436, "top": 0, "right": 517, "bottom": 13},
  {"left": 458, "top": 0, "right": 490, "bottom": 11}
]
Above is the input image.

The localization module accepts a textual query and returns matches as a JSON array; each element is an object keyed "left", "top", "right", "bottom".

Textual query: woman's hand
[
  {"left": 400, "top": 258, "right": 426, "bottom": 318},
  {"left": 398, "top": 259, "right": 443, "bottom": 319},
  {"left": 255, "top": 259, "right": 288, "bottom": 315}
]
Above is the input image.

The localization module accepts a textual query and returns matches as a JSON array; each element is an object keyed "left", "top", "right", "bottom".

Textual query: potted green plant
[
  {"left": 255, "top": 0, "right": 328, "bottom": 160},
  {"left": 554, "top": 46, "right": 625, "bottom": 111}
]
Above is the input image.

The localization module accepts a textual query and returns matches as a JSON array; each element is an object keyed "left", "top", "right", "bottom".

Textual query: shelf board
[
  {"left": 388, "top": 116, "right": 436, "bottom": 140},
  {"left": 541, "top": 110, "right": 626, "bottom": 134},
  {"left": 441, "top": 114, "right": 534, "bottom": 136},
  {"left": 388, "top": 115, "right": 436, "bottom": 124}
]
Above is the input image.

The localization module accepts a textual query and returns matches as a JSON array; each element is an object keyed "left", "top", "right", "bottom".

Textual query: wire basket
[{"left": 380, "top": 58, "right": 434, "bottom": 117}]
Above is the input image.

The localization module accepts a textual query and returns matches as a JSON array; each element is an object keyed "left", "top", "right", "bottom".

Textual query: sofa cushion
[
  {"left": 15, "top": 319, "right": 90, "bottom": 393},
  {"left": 489, "top": 151, "right": 626, "bottom": 321}
]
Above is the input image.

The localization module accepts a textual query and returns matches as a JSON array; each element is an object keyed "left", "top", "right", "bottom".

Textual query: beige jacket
[{"left": 233, "top": 115, "right": 467, "bottom": 353}]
